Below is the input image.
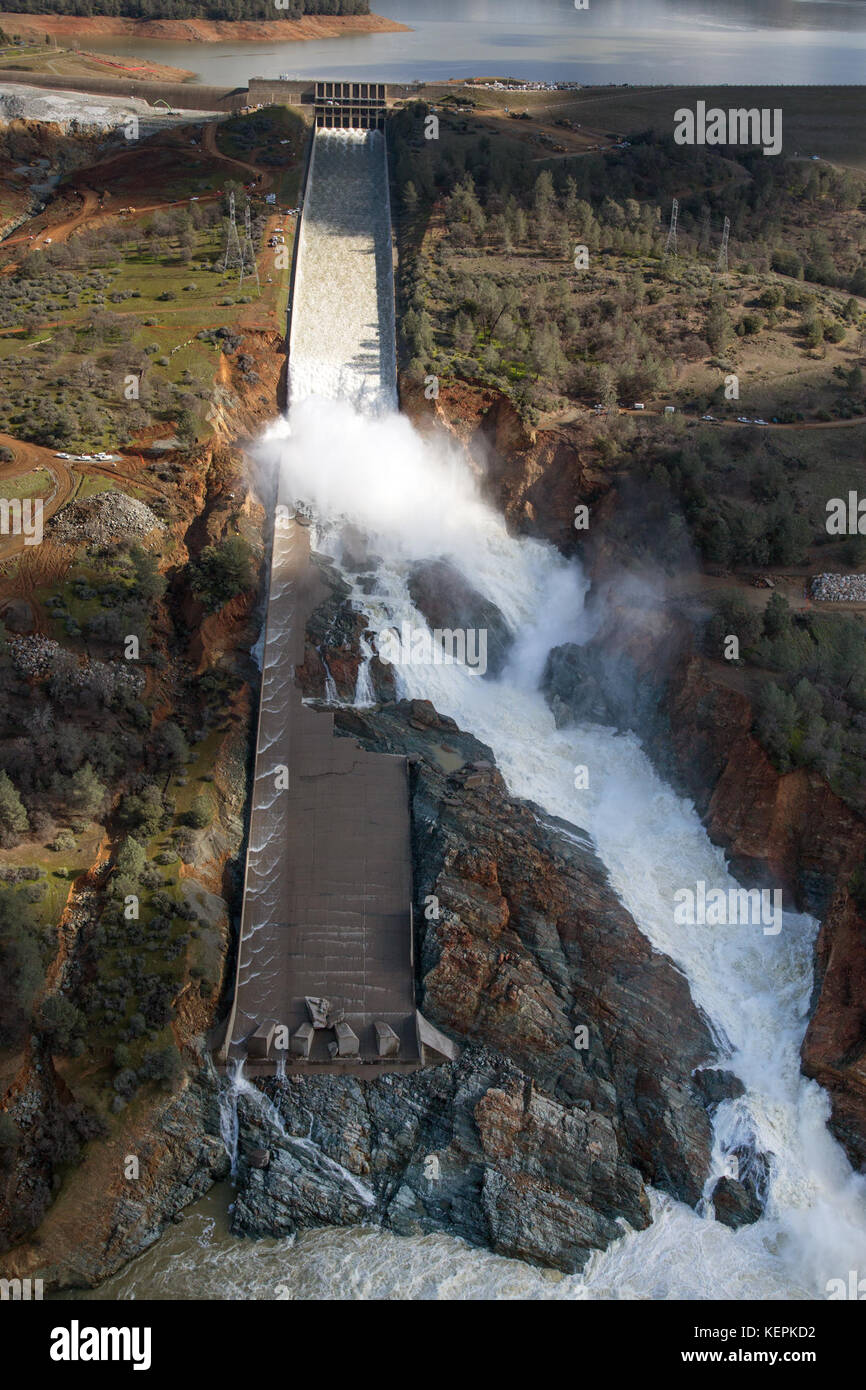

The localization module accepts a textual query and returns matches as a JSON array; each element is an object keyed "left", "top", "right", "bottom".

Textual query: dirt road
[{"left": 0, "top": 433, "right": 76, "bottom": 562}]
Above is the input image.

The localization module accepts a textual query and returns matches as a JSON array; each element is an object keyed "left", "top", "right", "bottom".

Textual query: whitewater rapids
[{"left": 84, "top": 395, "right": 866, "bottom": 1301}]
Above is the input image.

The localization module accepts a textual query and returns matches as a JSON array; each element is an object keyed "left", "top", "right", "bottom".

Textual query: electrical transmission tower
[
  {"left": 715, "top": 215, "right": 730, "bottom": 275},
  {"left": 239, "top": 201, "right": 260, "bottom": 291},
  {"left": 665, "top": 199, "right": 679, "bottom": 257},
  {"left": 222, "top": 191, "right": 243, "bottom": 275}
]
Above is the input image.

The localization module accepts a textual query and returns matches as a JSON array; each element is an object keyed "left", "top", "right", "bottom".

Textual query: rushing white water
[
  {"left": 353, "top": 635, "right": 376, "bottom": 708},
  {"left": 218, "top": 1058, "right": 254, "bottom": 1181},
  {"left": 322, "top": 656, "right": 340, "bottom": 705},
  {"left": 288, "top": 129, "right": 397, "bottom": 415},
  {"left": 87, "top": 126, "right": 865, "bottom": 1302},
  {"left": 245, "top": 395, "right": 866, "bottom": 1300}
]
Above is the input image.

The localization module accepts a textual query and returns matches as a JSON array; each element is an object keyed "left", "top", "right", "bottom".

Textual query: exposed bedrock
[
  {"left": 538, "top": 575, "right": 866, "bottom": 1175},
  {"left": 406, "top": 558, "right": 513, "bottom": 678},
  {"left": 399, "top": 375, "right": 607, "bottom": 552},
  {"left": 294, "top": 555, "right": 397, "bottom": 703},
  {"left": 230, "top": 678, "right": 719, "bottom": 1270},
  {"left": 293, "top": 558, "right": 366, "bottom": 700}
]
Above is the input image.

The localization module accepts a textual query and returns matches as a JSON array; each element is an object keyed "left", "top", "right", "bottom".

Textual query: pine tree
[
  {"left": 0, "top": 771, "right": 28, "bottom": 845},
  {"left": 70, "top": 763, "right": 106, "bottom": 818}
]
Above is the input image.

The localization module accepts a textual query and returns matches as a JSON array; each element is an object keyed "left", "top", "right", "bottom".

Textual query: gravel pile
[
  {"left": 810, "top": 573, "right": 866, "bottom": 602},
  {"left": 51, "top": 492, "right": 163, "bottom": 545}
]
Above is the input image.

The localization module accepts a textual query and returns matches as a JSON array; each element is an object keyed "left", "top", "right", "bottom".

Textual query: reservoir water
[{"left": 82, "top": 0, "right": 866, "bottom": 86}]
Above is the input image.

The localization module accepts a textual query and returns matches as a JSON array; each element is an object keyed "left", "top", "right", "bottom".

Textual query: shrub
[
  {"left": 186, "top": 794, "right": 212, "bottom": 830},
  {"left": 38, "top": 995, "right": 86, "bottom": 1054}
]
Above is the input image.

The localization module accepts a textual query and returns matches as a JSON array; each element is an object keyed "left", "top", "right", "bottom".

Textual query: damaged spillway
[{"left": 221, "top": 129, "right": 439, "bottom": 1075}]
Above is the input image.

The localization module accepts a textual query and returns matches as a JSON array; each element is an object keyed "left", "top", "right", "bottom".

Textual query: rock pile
[
  {"left": 811, "top": 573, "right": 866, "bottom": 601},
  {"left": 51, "top": 492, "right": 163, "bottom": 545},
  {"left": 9, "top": 637, "right": 144, "bottom": 697},
  {"left": 8, "top": 635, "right": 62, "bottom": 678}
]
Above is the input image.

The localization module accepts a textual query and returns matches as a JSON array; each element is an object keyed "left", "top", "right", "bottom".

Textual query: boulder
[
  {"left": 711, "top": 1175, "right": 764, "bottom": 1229},
  {"left": 407, "top": 558, "right": 513, "bottom": 678}
]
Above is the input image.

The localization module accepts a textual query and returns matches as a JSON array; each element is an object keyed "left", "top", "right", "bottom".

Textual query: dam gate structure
[
  {"left": 220, "top": 128, "right": 455, "bottom": 1078},
  {"left": 246, "top": 78, "right": 390, "bottom": 128},
  {"left": 314, "top": 81, "right": 387, "bottom": 129}
]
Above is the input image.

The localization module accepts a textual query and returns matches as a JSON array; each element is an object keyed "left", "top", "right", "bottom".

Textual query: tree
[
  {"left": 176, "top": 408, "right": 198, "bottom": 446},
  {"left": 596, "top": 362, "right": 617, "bottom": 411},
  {"left": 115, "top": 835, "right": 146, "bottom": 882},
  {"left": 118, "top": 782, "right": 166, "bottom": 839},
  {"left": 704, "top": 299, "right": 731, "bottom": 354},
  {"left": 130, "top": 545, "right": 166, "bottom": 605},
  {"left": 533, "top": 170, "right": 556, "bottom": 221},
  {"left": 0, "top": 887, "right": 41, "bottom": 1048},
  {"left": 0, "top": 1112, "right": 20, "bottom": 1171},
  {"left": 759, "top": 285, "right": 783, "bottom": 311},
  {"left": 755, "top": 682, "right": 799, "bottom": 771},
  {"left": 801, "top": 313, "right": 824, "bottom": 350},
  {"left": 763, "top": 592, "right": 793, "bottom": 641},
  {"left": 139, "top": 1043, "right": 183, "bottom": 1090},
  {"left": 38, "top": 995, "right": 86, "bottom": 1055},
  {"left": 151, "top": 720, "right": 189, "bottom": 772},
  {"left": 768, "top": 505, "right": 810, "bottom": 565},
  {"left": 403, "top": 307, "right": 435, "bottom": 359},
  {"left": 189, "top": 538, "right": 254, "bottom": 612},
  {"left": 699, "top": 510, "right": 732, "bottom": 566},
  {"left": 0, "top": 770, "right": 28, "bottom": 846},
  {"left": 69, "top": 762, "right": 106, "bottom": 818}
]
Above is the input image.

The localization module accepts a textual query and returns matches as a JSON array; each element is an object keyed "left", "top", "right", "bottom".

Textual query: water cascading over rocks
[
  {"left": 218, "top": 127, "right": 730, "bottom": 1274},
  {"left": 84, "top": 121, "right": 866, "bottom": 1299}
]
